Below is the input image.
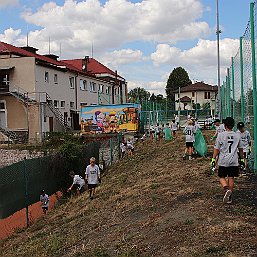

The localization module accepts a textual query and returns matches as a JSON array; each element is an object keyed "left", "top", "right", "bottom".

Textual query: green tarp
[
  {"left": 164, "top": 127, "right": 173, "bottom": 140},
  {"left": 193, "top": 129, "right": 207, "bottom": 157}
]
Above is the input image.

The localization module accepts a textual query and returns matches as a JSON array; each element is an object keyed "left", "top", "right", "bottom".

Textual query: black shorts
[
  {"left": 74, "top": 184, "right": 85, "bottom": 194},
  {"left": 88, "top": 184, "right": 97, "bottom": 189},
  {"left": 42, "top": 206, "right": 48, "bottom": 211},
  {"left": 186, "top": 142, "right": 194, "bottom": 147},
  {"left": 218, "top": 166, "right": 239, "bottom": 178}
]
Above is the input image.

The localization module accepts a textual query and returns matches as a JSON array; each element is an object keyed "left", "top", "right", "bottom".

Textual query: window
[
  {"left": 45, "top": 72, "right": 49, "bottom": 83},
  {"left": 54, "top": 74, "right": 58, "bottom": 84},
  {"left": 106, "top": 86, "right": 110, "bottom": 95},
  {"left": 54, "top": 100, "right": 59, "bottom": 108},
  {"left": 0, "top": 102, "right": 5, "bottom": 110},
  {"left": 61, "top": 101, "right": 65, "bottom": 108},
  {"left": 204, "top": 92, "right": 211, "bottom": 99},
  {"left": 98, "top": 84, "right": 104, "bottom": 93},
  {"left": 90, "top": 82, "right": 96, "bottom": 92},
  {"left": 69, "top": 77, "right": 75, "bottom": 89},
  {"left": 70, "top": 101, "right": 75, "bottom": 108},
  {"left": 80, "top": 102, "right": 88, "bottom": 106},
  {"left": 80, "top": 79, "right": 87, "bottom": 90},
  {"left": 192, "top": 92, "right": 195, "bottom": 97},
  {"left": 115, "top": 88, "right": 118, "bottom": 95}
]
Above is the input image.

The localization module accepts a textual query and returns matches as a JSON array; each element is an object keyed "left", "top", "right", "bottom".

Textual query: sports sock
[{"left": 223, "top": 186, "right": 229, "bottom": 191}]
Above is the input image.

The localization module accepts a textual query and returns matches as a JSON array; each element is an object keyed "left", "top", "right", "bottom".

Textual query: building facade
[
  {"left": 0, "top": 42, "right": 127, "bottom": 143},
  {"left": 174, "top": 82, "right": 218, "bottom": 115}
]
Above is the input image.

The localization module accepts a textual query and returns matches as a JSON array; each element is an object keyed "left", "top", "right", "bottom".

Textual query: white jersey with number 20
[{"left": 214, "top": 131, "right": 243, "bottom": 167}]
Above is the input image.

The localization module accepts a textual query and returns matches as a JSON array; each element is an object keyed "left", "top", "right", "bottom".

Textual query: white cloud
[
  {"left": 128, "top": 80, "right": 166, "bottom": 96},
  {"left": 151, "top": 38, "right": 239, "bottom": 83},
  {"left": 9, "top": 0, "right": 210, "bottom": 57},
  {"left": 101, "top": 49, "right": 143, "bottom": 68},
  {"left": 0, "top": 28, "right": 21, "bottom": 43},
  {"left": 0, "top": 0, "right": 18, "bottom": 8}
]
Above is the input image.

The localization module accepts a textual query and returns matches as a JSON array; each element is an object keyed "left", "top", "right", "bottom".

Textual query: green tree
[
  {"left": 166, "top": 67, "right": 191, "bottom": 107},
  {"left": 128, "top": 87, "right": 150, "bottom": 103}
]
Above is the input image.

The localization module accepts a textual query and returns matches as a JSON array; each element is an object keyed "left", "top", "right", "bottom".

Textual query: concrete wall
[
  {"left": 0, "top": 95, "right": 28, "bottom": 130},
  {"left": 0, "top": 57, "right": 36, "bottom": 92}
]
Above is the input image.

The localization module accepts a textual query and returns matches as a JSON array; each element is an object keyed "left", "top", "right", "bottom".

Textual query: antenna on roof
[
  {"left": 59, "top": 42, "right": 62, "bottom": 59},
  {"left": 48, "top": 37, "right": 51, "bottom": 54},
  {"left": 26, "top": 25, "right": 29, "bottom": 47},
  {"left": 91, "top": 41, "right": 94, "bottom": 59}
]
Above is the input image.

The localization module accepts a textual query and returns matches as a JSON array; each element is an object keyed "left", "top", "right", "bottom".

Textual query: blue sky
[{"left": 0, "top": 0, "right": 253, "bottom": 95}]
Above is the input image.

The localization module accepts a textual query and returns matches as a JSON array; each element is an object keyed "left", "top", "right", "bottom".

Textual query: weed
[
  {"left": 206, "top": 246, "right": 226, "bottom": 255},
  {"left": 185, "top": 218, "right": 194, "bottom": 225},
  {"left": 118, "top": 174, "right": 128, "bottom": 184},
  {"left": 150, "top": 183, "right": 160, "bottom": 190}
]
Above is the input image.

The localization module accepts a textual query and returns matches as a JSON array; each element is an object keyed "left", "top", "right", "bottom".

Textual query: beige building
[
  {"left": 174, "top": 82, "right": 218, "bottom": 115},
  {"left": 0, "top": 42, "right": 127, "bottom": 143}
]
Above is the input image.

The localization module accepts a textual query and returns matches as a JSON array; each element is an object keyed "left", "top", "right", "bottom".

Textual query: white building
[
  {"left": 174, "top": 82, "right": 218, "bottom": 115},
  {"left": 0, "top": 42, "right": 127, "bottom": 143}
]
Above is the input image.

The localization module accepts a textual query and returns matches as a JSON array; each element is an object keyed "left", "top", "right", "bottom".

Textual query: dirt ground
[{"left": 1, "top": 131, "right": 256, "bottom": 257}]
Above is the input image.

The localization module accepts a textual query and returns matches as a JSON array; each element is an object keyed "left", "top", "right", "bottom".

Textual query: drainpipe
[{"left": 75, "top": 73, "right": 79, "bottom": 111}]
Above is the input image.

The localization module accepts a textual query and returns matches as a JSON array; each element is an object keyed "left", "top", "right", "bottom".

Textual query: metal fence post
[
  {"left": 231, "top": 57, "right": 235, "bottom": 121},
  {"left": 110, "top": 137, "right": 113, "bottom": 165},
  {"left": 226, "top": 70, "right": 231, "bottom": 117},
  {"left": 23, "top": 157, "right": 29, "bottom": 227},
  {"left": 240, "top": 36, "right": 245, "bottom": 122},
  {"left": 250, "top": 2, "right": 257, "bottom": 172}
]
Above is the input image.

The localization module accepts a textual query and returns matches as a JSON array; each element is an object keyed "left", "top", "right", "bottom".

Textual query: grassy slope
[{"left": 1, "top": 131, "right": 256, "bottom": 257}]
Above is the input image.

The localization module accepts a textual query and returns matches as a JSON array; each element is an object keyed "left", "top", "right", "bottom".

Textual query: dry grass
[{"left": 0, "top": 131, "right": 256, "bottom": 257}]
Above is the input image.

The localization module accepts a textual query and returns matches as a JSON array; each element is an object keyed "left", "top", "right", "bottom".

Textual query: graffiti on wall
[{"left": 81, "top": 104, "right": 140, "bottom": 134}]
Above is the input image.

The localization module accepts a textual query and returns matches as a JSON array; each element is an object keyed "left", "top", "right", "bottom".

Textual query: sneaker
[
  {"left": 227, "top": 195, "right": 232, "bottom": 204},
  {"left": 189, "top": 156, "right": 194, "bottom": 161},
  {"left": 223, "top": 190, "right": 232, "bottom": 203},
  {"left": 183, "top": 155, "right": 186, "bottom": 160}
]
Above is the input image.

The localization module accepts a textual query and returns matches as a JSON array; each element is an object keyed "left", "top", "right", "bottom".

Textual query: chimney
[
  {"left": 82, "top": 56, "right": 90, "bottom": 72},
  {"left": 20, "top": 46, "right": 38, "bottom": 54}
]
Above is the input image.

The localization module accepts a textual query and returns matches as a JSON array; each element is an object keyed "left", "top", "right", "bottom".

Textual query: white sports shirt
[
  {"left": 72, "top": 175, "right": 85, "bottom": 190},
  {"left": 40, "top": 194, "right": 49, "bottom": 208},
  {"left": 184, "top": 125, "right": 196, "bottom": 142},
  {"left": 216, "top": 124, "right": 225, "bottom": 134},
  {"left": 85, "top": 164, "right": 100, "bottom": 184},
  {"left": 236, "top": 130, "right": 251, "bottom": 152},
  {"left": 214, "top": 131, "right": 243, "bottom": 167}
]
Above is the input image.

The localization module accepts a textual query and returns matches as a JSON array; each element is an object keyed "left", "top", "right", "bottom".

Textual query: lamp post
[{"left": 216, "top": 0, "right": 222, "bottom": 118}]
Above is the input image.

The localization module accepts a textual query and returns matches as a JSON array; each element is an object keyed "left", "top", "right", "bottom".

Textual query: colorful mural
[{"left": 81, "top": 104, "right": 141, "bottom": 134}]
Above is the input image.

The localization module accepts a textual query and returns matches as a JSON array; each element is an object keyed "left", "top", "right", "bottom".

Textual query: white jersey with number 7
[{"left": 214, "top": 131, "right": 243, "bottom": 167}]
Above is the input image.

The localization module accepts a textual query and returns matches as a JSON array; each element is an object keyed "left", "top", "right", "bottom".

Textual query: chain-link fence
[
  {"left": 0, "top": 142, "right": 99, "bottom": 220},
  {"left": 221, "top": 1, "right": 257, "bottom": 172}
]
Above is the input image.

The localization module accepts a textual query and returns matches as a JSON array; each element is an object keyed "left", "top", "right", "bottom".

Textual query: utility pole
[{"left": 216, "top": 0, "right": 222, "bottom": 118}]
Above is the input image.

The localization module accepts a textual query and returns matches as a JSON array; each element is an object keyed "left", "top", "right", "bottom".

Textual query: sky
[{"left": 0, "top": 0, "right": 253, "bottom": 96}]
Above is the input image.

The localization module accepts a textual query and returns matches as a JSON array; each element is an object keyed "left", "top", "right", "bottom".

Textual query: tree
[
  {"left": 166, "top": 67, "right": 191, "bottom": 107},
  {"left": 128, "top": 87, "right": 150, "bottom": 103}
]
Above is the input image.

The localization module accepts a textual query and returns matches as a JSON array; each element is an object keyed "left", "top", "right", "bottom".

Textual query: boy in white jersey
[
  {"left": 183, "top": 120, "right": 196, "bottom": 160},
  {"left": 67, "top": 171, "right": 86, "bottom": 195},
  {"left": 211, "top": 117, "right": 244, "bottom": 204},
  {"left": 85, "top": 157, "right": 101, "bottom": 200},
  {"left": 40, "top": 189, "right": 49, "bottom": 215},
  {"left": 171, "top": 120, "right": 178, "bottom": 137},
  {"left": 236, "top": 122, "right": 251, "bottom": 171},
  {"left": 213, "top": 119, "right": 225, "bottom": 139}
]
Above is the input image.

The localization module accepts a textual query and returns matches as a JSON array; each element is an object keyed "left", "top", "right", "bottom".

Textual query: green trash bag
[
  {"left": 164, "top": 127, "right": 173, "bottom": 140},
  {"left": 193, "top": 129, "right": 207, "bottom": 157}
]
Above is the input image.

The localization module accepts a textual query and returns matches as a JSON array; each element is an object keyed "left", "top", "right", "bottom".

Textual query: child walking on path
[
  {"left": 40, "top": 190, "right": 49, "bottom": 215},
  {"left": 183, "top": 120, "right": 196, "bottom": 160},
  {"left": 211, "top": 117, "right": 245, "bottom": 204},
  {"left": 171, "top": 120, "right": 178, "bottom": 137},
  {"left": 236, "top": 122, "right": 251, "bottom": 173},
  {"left": 85, "top": 157, "right": 101, "bottom": 200}
]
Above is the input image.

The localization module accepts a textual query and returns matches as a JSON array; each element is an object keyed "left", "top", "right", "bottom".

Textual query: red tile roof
[
  {"left": 0, "top": 41, "right": 88, "bottom": 75},
  {"left": 176, "top": 82, "right": 218, "bottom": 93},
  {"left": 62, "top": 58, "right": 124, "bottom": 80},
  {"left": 178, "top": 96, "right": 192, "bottom": 102}
]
